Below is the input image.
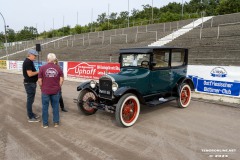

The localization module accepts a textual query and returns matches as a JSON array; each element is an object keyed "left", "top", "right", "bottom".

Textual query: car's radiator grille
[{"left": 99, "top": 78, "right": 112, "bottom": 99}]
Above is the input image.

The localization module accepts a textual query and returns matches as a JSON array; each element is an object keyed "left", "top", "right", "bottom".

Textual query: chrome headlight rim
[
  {"left": 90, "top": 80, "right": 97, "bottom": 89},
  {"left": 112, "top": 82, "right": 118, "bottom": 92}
]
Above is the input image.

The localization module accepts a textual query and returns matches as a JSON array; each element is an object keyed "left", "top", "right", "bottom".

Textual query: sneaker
[
  {"left": 42, "top": 125, "right": 48, "bottom": 129},
  {"left": 54, "top": 123, "right": 59, "bottom": 128},
  {"left": 33, "top": 114, "right": 40, "bottom": 119},
  {"left": 28, "top": 118, "right": 40, "bottom": 123},
  {"left": 61, "top": 108, "right": 68, "bottom": 112}
]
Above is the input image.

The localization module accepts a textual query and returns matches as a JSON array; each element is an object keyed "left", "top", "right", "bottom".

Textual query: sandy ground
[{"left": 0, "top": 72, "right": 239, "bottom": 160}]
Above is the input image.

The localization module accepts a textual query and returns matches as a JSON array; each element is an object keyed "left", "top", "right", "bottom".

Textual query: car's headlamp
[
  {"left": 90, "top": 80, "right": 97, "bottom": 89},
  {"left": 112, "top": 82, "right": 118, "bottom": 92}
]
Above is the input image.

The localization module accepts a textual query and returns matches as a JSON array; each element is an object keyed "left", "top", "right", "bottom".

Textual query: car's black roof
[{"left": 119, "top": 46, "right": 188, "bottom": 54}]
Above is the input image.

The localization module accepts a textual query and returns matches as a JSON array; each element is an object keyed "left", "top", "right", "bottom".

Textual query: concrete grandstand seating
[{"left": 1, "top": 13, "right": 240, "bottom": 66}]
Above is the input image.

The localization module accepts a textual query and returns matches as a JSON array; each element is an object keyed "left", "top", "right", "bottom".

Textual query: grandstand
[{"left": 0, "top": 12, "right": 240, "bottom": 66}]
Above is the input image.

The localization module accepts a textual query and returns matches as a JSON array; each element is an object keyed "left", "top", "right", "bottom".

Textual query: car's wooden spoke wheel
[
  {"left": 122, "top": 98, "right": 138, "bottom": 123},
  {"left": 77, "top": 90, "right": 98, "bottom": 115},
  {"left": 116, "top": 93, "right": 140, "bottom": 127},
  {"left": 177, "top": 83, "right": 191, "bottom": 108},
  {"left": 181, "top": 86, "right": 191, "bottom": 105}
]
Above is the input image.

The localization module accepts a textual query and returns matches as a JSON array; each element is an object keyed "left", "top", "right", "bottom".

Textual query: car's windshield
[{"left": 122, "top": 54, "right": 150, "bottom": 68}]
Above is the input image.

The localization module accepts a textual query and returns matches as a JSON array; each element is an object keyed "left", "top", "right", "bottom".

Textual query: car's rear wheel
[
  {"left": 115, "top": 93, "right": 140, "bottom": 127},
  {"left": 177, "top": 83, "right": 191, "bottom": 108},
  {"left": 77, "top": 90, "right": 98, "bottom": 115}
]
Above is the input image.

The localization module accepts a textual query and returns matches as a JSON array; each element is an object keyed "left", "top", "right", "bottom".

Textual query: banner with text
[
  {"left": 0, "top": 60, "right": 7, "bottom": 69},
  {"left": 67, "top": 62, "right": 120, "bottom": 79},
  {"left": 187, "top": 65, "right": 240, "bottom": 97}
]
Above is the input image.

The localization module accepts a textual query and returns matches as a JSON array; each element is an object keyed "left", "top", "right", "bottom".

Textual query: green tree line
[{"left": 0, "top": 0, "right": 239, "bottom": 46}]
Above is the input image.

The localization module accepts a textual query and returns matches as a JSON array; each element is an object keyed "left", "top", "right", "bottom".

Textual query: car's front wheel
[
  {"left": 177, "top": 83, "right": 192, "bottom": 108},
  {"left": 77, "top": 90, "right": 98, "bottom": 115},
  {"left": 115, "top": 93, "right": 140, "bottom": 127}
]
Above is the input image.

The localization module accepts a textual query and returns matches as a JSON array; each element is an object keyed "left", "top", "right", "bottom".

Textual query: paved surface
[{"left": 0, "top": 72, "right": 239, "bottom": 160}]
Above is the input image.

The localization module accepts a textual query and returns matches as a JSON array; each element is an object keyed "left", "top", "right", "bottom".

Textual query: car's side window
[
  {"left": 122, "top": 54, "right": 150, "bottom": 68},
  {"left": 153, "top": 51, "right": 169, "bottom": 68},
  {"left": 171, "top": 49, "right": 185, "bottom": 67}
]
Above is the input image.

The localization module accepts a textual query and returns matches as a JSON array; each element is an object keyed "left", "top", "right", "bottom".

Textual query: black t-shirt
[{"left": 22, "top": 58, "right": 38, "bottom": 83}]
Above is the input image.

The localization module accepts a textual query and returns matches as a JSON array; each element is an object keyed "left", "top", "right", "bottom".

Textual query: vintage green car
[{"left": 76, "top": 47, "right": 194, "bottom": 127}]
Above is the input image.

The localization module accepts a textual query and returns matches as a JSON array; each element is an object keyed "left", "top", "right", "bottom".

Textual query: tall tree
[
  {"left": 97, "top": 13, "right": 107, "bottom": 24},
  {"left": 217, "top": 0, "right": 240, "bottom": 14}
]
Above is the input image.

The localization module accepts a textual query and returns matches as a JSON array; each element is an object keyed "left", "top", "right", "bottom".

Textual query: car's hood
[{"left": 107, "top": 67, "right": 150, "bottom": 85}]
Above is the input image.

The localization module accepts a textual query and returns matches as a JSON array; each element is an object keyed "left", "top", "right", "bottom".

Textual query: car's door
[
  {"left": 149, "top": 49, "right": 171, "bottom": 94},
  {"left": 169, "top": 49, "right": 187, "bottom": 89}
]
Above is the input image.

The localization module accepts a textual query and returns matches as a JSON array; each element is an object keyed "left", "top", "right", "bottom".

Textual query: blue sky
[{"left": 0, "top": 0, "right": 190, "bottom": 33}]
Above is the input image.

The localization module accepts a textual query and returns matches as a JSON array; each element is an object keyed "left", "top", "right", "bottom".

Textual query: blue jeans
[
  {"left": 24, "top": 83, "right": 37, "bottom": 119},
  {"left": 42, "top": 92, "right": 60, "bottom": 125}
]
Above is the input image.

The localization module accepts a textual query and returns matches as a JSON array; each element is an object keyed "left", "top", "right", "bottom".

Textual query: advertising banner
[
  {"left": 34, "top": 61, "right": 42, "bottom": 71},
  {"left": 9, "top": 61, "right": 23, "bottom": 71},
  {"left": 187, "top": 65, "right": 240, "bottom": 97},
  {"left": 17, "top": 61, "right": 23, "bottom": 71},
  {"left": 7, "top": 60, "right": 61, "bottom": 72},
  {"left": 0, "top": 60, "right": 7, "bottom": 69},
  {"left": 67, "top": 62, "right": 120, "bottom": 79},
  {"left": 9, "top": 61, "right": 18, "bottom": 70}
]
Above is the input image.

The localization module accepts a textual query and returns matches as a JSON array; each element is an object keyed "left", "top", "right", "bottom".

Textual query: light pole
[
  {"left": 91, "top": 8, "right": 93, "bottom": 32},
  {"left": 77, "top": 12, "right": 78, "bottom": 25},
  {"left": 108, "top": 3, "right": 110, "bottom": 29},
  {"left": 53, "top": 18, "right": 55, "bottom": 37},
  {"left": 152, "top": 0, "right": 153, "bottom": 23},
  {"left": 128, "top": 0, "right": 129, "bottom": 27},
  {"left": 63, "top": 16, "right": 64, "bottom": 35},
  {"left": 0, "top": 12, "right": 8, "bottom": 61},
  {"left": 182, "top": 0, "right": 184, "bottom": 19},
  {"left": 36, "top": 23, "right": 38, "bottom": 39},
  {"left": 201, "top": 0, "right": 203, "bottom": 28}
]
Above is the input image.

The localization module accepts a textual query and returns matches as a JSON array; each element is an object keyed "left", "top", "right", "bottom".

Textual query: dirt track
[{"left": 0, "top": 72, "right": 239, "bottom": 160}]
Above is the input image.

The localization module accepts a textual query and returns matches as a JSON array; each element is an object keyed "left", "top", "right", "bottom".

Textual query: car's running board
[{"left": 146, "top": 97, "right": 176, "bottom": 106}]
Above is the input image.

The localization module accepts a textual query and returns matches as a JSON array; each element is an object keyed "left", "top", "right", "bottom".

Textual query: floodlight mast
[{"left": 0, "top": 12, "right": 8, "bottom": 61}]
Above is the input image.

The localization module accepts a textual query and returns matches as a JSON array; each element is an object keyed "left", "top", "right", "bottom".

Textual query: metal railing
[{"left": 217, "top": 22, "right": 240, "bottom": 39}]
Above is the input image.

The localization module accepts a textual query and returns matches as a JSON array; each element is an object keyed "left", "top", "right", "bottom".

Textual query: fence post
[
  {"left": 200, "top": 27, "right": 202, "bottom": 40},
  {"left": 211, "top": 17, "right": 213, "bottom": 28},
  {"left": 155, "top": 31, "right": 157, "bottom": 41},
  {"left": 164, "top": 23, "right": 165, "bottom": 33},
  {"left": 83, "top": 35, "right": 85, "bottom": 46},
  {"left": 102, "top": 31, "right": 105, "bottom": 45},
  {"left": 109, "top": 54, "right": 112, "bottom": 62},
  {"left": 217, "top": 25, "right": 220, "bottom": 39}
]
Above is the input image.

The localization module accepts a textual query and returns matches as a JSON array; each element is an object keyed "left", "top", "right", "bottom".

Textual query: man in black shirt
[{"left": 22, "top": 49, "right": 40, "bottom": 122}]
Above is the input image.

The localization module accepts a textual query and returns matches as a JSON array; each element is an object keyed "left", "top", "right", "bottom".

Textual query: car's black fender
[
  {"left": 114, "top": 87, "right": 145, "bottom": 104},
  {"left": 77, "top": 81, "right": 91, "bottom": 91},
  {"left": 180, "top": 77, "right": 195, "bottom": 90},
  {"left": 76, "top": 81, "right": 99, "bottom": 96},
  {"left": 173, "top": 77, "right": 195, "bottom": 96}
]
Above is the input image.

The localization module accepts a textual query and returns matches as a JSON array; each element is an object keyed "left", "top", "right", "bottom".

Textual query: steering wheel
[{"left": 141, "top": 61, "right": 149, "bottom": 67}]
